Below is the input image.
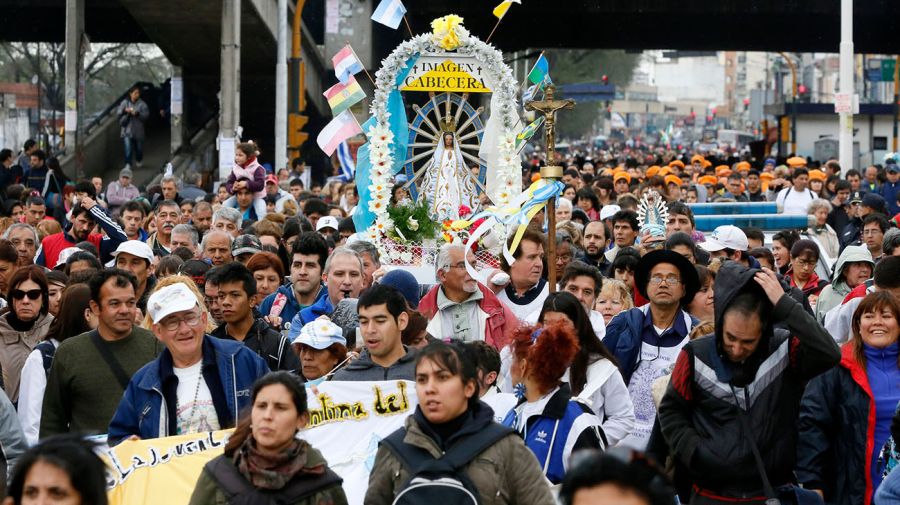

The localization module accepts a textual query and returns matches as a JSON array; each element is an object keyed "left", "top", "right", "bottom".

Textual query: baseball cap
[
  {"left": 232, "top": 234, "right": 262, "bottom": 256},
  {"left": 178, "top": 259, "right": 211, "bottom": 287},
  {"left": 599, "top": 204, "right": 621, "bottom": 221},
  {"left": 147, "top": 283, "right": 200, "bottom": 324},
  {"left": 849, "top": 191, "right": 863, "bottom": 204},
  {"left": 290, "top": 319, "right": 347, "bottom": 350},
  {"left": 699, "top": 225, "right": 749, "bottom": 252},
  {"left": 112, "top": 240, "right": 154, "bottom": 263},
  {"left": 265, "top": 174, "right": 279, "bottom": 185},
  {"left": 54, "top": 247, "right": 82, "bottom": 269},
  {"left": 887, "top": 163, "right": 900, "bottom": 173},
  {"left": 120, "top": 167, "right": 133, "bottom": 179},
  {"left": 316, "top": 216, "right": 339, "bottom": 231},
  {"left": 862, "top": 192, "right": 886, "bottom": 210}
]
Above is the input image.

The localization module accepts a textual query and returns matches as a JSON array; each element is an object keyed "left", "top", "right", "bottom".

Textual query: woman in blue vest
[{"left": 502, "top": 322, "right": 605, "bottom": 484}]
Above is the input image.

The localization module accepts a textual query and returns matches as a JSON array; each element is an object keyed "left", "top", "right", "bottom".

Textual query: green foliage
[{"left": 386, "top": 198, "right": 438, "bottom": 242}]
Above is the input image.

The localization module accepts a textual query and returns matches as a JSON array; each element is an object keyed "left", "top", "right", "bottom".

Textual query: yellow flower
[{"left": 431, "top": 15, "right": 464, "bottom": 51}]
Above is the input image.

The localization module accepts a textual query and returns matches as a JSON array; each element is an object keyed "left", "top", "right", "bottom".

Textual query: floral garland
[{"left": 365, "top": 16, "right": 520, "bottom": 259}]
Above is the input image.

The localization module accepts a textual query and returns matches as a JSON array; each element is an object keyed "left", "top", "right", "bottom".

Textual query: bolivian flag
[
  {"left": 323, "top": 76, "right": 366, "bottom": 116},
  {"left": 493, "top": 0, "right": 521, "bottom": 19}
]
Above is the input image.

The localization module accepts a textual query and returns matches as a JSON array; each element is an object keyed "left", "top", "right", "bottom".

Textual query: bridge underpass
[{"left": 3, "top": 0, "right": 900, "bottom": 185}]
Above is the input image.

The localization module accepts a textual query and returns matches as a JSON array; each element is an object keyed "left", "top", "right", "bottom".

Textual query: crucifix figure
[
  {"left": 524, "top": 84, "right": 575, "bottom": 292},
  {"left": 525, "top": 84, "right": 574, "bottom": 165}
]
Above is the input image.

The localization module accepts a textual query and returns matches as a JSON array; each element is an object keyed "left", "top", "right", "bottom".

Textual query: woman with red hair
[{"left": 501, "top": 322, "right": 605, "bottom": 484}]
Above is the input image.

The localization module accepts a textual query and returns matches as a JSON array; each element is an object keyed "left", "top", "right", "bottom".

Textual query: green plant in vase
[{"left": 386, "top": 198, "right": 438, "bottom": 243}]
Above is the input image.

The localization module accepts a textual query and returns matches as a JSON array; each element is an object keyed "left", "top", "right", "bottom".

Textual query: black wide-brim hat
[{"left": 634, "top": 249, "right": 701, "bottom": 303}]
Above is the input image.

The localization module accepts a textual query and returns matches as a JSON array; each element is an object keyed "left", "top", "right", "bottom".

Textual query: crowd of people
[{"left": 0, "top": 136, "right": 899, "bottom": 505}]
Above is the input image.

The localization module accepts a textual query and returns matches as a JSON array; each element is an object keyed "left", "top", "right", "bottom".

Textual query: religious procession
[{"left": 0, "top": 0, "right": 897, "bottom": 504}]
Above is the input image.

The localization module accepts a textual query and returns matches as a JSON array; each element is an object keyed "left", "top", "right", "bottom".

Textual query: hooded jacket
[
  {"left": 796, "top": 343, "right": 896, "bottom": 505},
  {"left": 331, "top": 347, "right": 417, "bottom": 381},
  {"left": 0, "top": 312, "right": 53, "bottom": 403},
  {"left": 658, "top": 262, "right": 840, "bottom": 502},
  {"left": 364, "top": 401, "right": 556, "bottom": 505},
  {"left": 418, "top": 282, "right": 515, "bottom": 349},
  {"left": 815, "top": 245, "right": 874, "bottom": 322}
]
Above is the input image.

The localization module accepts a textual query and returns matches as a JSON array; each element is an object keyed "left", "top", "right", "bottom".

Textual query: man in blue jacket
[
  {"left": 258, "top": 232, "right": 329, "bottom": 332},
  {"left": 879, "top": 162, "right": 900, "bottom": 216},
  {"left": 291, "top": 246, "right": 364, "bottom": 328},
  {"left": 602, "top": 249, "right": 700, "bottom": 450},
  {"left": 107, "top": 283, "right": 269, "bottom": 445}
]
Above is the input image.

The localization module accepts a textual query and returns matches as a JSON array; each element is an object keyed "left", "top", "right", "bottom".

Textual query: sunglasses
[{"left": 11, "top": 289, "right": 41, "bottom": 301}]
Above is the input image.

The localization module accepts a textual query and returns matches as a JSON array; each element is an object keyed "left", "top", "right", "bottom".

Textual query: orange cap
[
  {"left": 702, "top": 159, "right": 713, "bottom": 168},
  {"left": 715, "top": 165, "right": 732, "bottom": 177},
  {"left": 658, "top": 167, "right": 673, "bottom": 177},
  {"left": 787, "top": 156, "right": 807, "bottom": 168},
  {"left": 669, "top": 160, "right": 685, "bottom": 169},
  {"left": 646, "top": 165, "right": 661, "bottom": 178},
  {"left": 665, "top": 175, "right": 683, "bottom": 187},
  {"left": 808, "top": 169, "right": 827, "bottom": 181},
  {"left": 614, "top": 172, "right": 632, "bottom": 184},
  {"left": 759, "top": 172, "right": 775, "bottom": 180},
  {"left": 691, "top": 155, "right": 706, "bottom": 164},
  {"left": 736, "top": 161, "right": 751, "bottom": 171},
  {"left": 699, "top": 175, "right": 718, "bottom": 185}
]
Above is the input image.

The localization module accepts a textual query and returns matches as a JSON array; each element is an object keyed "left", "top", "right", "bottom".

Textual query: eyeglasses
[
  {"left": 11, "top": 289, "right": 41, "bottom": 301},
  {"left": 649, "top": 275, "right": 682, "bottom": 286},
  {"left": 445, "top": 263, "right": 469, "bottom": 270},
  {"left": 160, "top": 312, "right": 203, "bottom": 332}
]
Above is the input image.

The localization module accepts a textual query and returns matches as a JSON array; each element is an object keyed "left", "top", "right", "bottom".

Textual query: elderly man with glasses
[
  {"left": 418, "top": 243, "right": 516, "bottom": 349},
  {"left": 106, "top": 282, "right": 268, "bottom": 446}
]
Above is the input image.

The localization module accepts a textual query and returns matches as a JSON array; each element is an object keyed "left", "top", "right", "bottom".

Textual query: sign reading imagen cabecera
[{"left": 401, "top": 54, "right": 492, "bottom": 93}]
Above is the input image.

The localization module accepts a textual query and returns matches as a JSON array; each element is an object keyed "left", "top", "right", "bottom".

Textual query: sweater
[
  {"left": 866, "top": 342, "right": 900, "bottom": 493},
  {"left": 40, "top": 327, "right": 163, "bottom": 438}
]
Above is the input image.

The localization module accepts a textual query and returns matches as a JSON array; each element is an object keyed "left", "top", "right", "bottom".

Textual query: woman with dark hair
[
  {"left": 772, "top": 229, "right": 801, "bottom": 276},
  {"left": 798, "top": 291, "right": 900, "bottom": 505},
  {"left": 538, "top": 292, "right": 634, "bottom": 447},
  {"left": 189, "top": 372, "right": 347, "bottom": 505},
  {"left": 0, "top": 265, "right": 53, "bottom": 404},
  {"left": 3, "top": 200, "right": 23, "bottom": 221},
  {"left": 502, "top": 323, "right": 605, "bottom": 484},
  {"left": 785, "top": 239, "right": 829, "bottom": 309},
  {"left": 18, "top": 284, "right": 96, "bottom": 446},
  {"left": 366, "top": 341, "right": 554, "bottom": 504},
  {"left": 686, "top": 264, "right": 715, "bottom": 323},
  {"left": 6, "top": 435, "right": 107, "bottom": 505},
  {"left": 63, "top": 251, "right": 102, "bottom": 277},
  {"left": 575, "top": 188, "right": 601, "bottom": 221},
  {"left": 595, "top": 177, "right": 615, "bottom": 207},
  {"left": 246, "top": 251, "right": 286, "bottom": 304},
  {"left": 562, "top": 184, "right": 577, "bottom": 201},
  {"left": 289, "top": 320, "right": 349, "bottom": 385}
]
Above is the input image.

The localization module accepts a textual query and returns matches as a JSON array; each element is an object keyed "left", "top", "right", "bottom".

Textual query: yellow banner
[{"left": 105, "top": 429, "right": 231, "bottom": 505}]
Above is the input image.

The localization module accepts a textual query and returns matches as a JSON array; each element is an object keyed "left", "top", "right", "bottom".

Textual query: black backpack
[
  {"left": 382, "top": 423, "right": 513, "bottom": 505},
  {"left": 204, "top": 455, "right": 342, "bottom": 505}
]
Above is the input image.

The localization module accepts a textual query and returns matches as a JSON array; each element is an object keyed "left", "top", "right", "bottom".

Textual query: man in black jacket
[
  {"left": 209, "top": 262, "right": 299, "bottom": 372},
  {"left": 658, "top": 262, "right": 840, "bottom": 505}
]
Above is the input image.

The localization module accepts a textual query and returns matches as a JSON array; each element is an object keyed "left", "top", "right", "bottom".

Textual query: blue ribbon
[{"left": 351, "top": 116, "right": 379, "bottom": 231}]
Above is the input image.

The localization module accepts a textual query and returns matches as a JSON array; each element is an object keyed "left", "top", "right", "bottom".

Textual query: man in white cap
[
  {"left": 107, "top": 283, "right": 268, "bottom": 445},
  {"left": 316, "top": 216, "right": 339, "bottom": 240},
  {"left": 113, "top": 240, "right": 157, "bottom": 313},
  {"left": 699, "top": 225, "right": 750, "bottom": 264}
]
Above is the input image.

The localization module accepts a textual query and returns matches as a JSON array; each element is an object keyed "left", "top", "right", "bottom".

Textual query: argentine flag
[{"left": 371, "top": 0, "right": 406, "bottom": 30}]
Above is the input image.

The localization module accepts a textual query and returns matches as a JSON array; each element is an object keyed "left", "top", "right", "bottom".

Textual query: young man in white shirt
[{"left": 776, "top": 168, "right": 816, "bottom": 215}]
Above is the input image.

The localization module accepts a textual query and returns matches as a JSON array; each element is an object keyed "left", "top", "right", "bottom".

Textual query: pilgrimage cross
[{"left": 525, "top": 84, "right": 574, "bottom": 292}]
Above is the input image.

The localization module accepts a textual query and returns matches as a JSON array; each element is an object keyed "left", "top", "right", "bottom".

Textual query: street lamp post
[{"left": 838, "top": 0, "right": 854, "bottom": 176}]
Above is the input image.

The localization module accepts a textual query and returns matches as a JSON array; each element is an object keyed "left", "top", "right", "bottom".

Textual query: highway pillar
[
  {"left": 275, "top": 0, "right": 288, "bottom": 172},
  {"left": 219, "top": 0, "right": 241, "bottom": 181},
  {"left": 64, "top": 0, "right": 85, "bottom": 178}
]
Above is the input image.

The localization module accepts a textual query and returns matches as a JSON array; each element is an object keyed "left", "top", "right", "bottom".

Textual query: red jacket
[{"left": 418, "top": 282, "right": 515, "bottom": 349}]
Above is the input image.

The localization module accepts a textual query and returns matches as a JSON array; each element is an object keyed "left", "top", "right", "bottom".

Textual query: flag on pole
[
  {"left": 337, "top": 141, "right": 356, "bottom": 180},
  {"left": 523, "top": 80, "right": 547, "bottom": 103},
  {"left": 371, "top": 0, "right": 407, "bottom": 29},
  {"left": 332, "top": 45, "right": 364, "bottom": 85},
  {"left": 317, "top": 110, "right": 363, "bottom": 156},
  {"left": 527, "top": 54, "right": 550, "bottom": 85},
  {"left": 323, "top": 76, "right": 366, "bottom": 116},
  {"left": 492, "top": 0, "right": 521, "bottom": 19},
  {"left": 516, "top": 117, "right": 544, "bottom": 148}
]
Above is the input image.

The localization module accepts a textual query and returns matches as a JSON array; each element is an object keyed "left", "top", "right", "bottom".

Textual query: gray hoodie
[
  {"left": 814, "top": 245, "right": 874, "bottom": 322},
  {"left": 331, "top": 346, "right": 417, "bottom": 381}
]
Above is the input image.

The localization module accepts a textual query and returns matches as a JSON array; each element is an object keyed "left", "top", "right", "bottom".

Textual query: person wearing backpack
[
  {"left": 502, "top": 323, "right": 606, "bottom": 485},
  {"left": 17, "top": 284, "right": 95, "bottom": 446},
  {"left": 189, "top": 371, "right": 347, "bottom": 505},
  {"left": 365, "top": 341, "right": 555, "bottom": 505}
]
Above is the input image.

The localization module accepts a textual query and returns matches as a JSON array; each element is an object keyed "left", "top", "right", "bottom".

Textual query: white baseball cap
[
  {"left": 316, "top": 216, "right": 339, "bottom": 232},
  {"left": 599, "top": 204, "right": 621, "bottom": 221},
  {"left": 290, "top": 319, "right": 347, "bottom": 350},
  {"left": 54, "top": 247, "right": 82, "bottom": 268},
  {"left": 112, "top": 240, "right": 155, "bottom": 263},
  {"left": 699, "top": 225, "right": 749, "bottom": 252},
  {"left": 147, "top": 283, "right": 200, "bottom": 324}
]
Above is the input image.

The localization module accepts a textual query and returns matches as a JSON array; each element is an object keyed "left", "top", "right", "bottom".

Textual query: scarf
[
  {"left": 6, "top": 310, "right": 38, "bottom": 332},
  {"left": 233, "top": 436, "right": 324, "bottom": 490},
  {"left": 239, "top": 156, "right": 257, "bottom": 169}
]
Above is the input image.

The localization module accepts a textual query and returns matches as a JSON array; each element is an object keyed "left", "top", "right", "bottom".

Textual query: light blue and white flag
[
  {"left": 371, "top": 0, "right": 407, "bottom": 29},
  {"left": 337, "top": 141, "right": 356, "bottom": 181}
]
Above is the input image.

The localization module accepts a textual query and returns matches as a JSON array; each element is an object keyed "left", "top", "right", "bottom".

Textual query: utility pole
[
  {"left": 219, "top": 0, "right": 242, "bottom": 181},
  {"left": 838, "top": 0, "right": 854, "bottom": 176},
  {"left": 275, "top": 0, "right": 288, "bottom": 172},
  {"left": 64, "top": 0, "right": 84, "bottom": 177}
]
